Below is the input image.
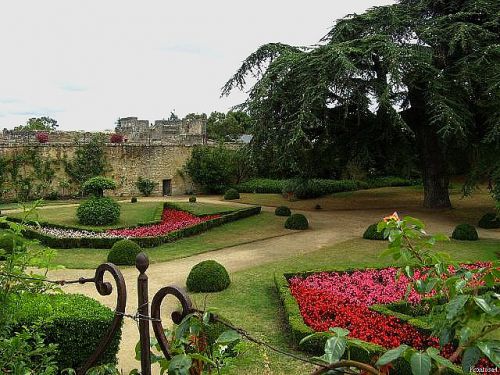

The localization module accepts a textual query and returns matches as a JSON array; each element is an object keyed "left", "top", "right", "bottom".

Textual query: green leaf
[
  {"left": 189, "top": 353, "right": 216, "bottom": 366},
  {"left": 473, "top": 297, "right": 493, "bottom": 315},
  {"left": 168, "top": 354, "right": 192, "bottom": 375},
  {"left": 215, "top": 329, "right": 240, "bottom": 344},
  {"left": 320, "top": 336, "right": 347, "bottom": 364},
  {"left": 483, "top": 272, "right": 495, "bottom": 288},
  {"left": 329, "top": 327, "right": 349, "bottom": 337},
  {"left": 376, "top": 344, "right": 409, "bottom": 366},
  {"left": 462, "top": 347, "right": 481, "bottom": 373},
  {"left": 425, "top": 347, "right": 456, "bottom": 370},
  {"left": 477, "top": 341, "right": 500, "bottom": 367},
  {"left": 410, "top": 352, "right": 431, "bottom": 375},
  {"left": 446, "top": 295, "right": 469, "bottom": 320}
]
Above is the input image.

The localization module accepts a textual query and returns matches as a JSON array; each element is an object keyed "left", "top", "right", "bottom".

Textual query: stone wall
[{"left": 0, "top": 144, "right": 195, "bottom": 199}]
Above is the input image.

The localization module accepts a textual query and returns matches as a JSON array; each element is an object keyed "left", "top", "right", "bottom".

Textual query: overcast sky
[{"left": 0, "top": 1, "right": 393, "bottom": 131}]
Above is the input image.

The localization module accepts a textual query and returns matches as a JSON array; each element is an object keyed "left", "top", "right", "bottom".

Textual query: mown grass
[
  {"left": 49, "top": 212, "right": 289, "bottom": 268},
  {"left": 0, "top": 199, "right": 80, "bottom": 211},
  {"left": 7, "top": 201, "right": 163, "bottom": 231},
  {"left": 190, "top": 237, "right": 500, "bottom": 375}
]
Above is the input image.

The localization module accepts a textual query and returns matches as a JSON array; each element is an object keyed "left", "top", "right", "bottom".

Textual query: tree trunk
[{"left": 404, "top": 83, "right": 452, "bottom": 209}]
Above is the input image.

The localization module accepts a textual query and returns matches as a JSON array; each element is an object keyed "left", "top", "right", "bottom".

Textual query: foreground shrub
[
  {"left": 452, "top": 224, "right": 479, "bottom": 241},
  {"left": 362, "top": 224, "right": 385, "bottom": 240},
  {"left": 186, "top": 260, "right": 230, "bottom": 292},
  {"left": 107, "top": 239, "right": 142, "bottom": 265},
  {"left": 131, "top": 196, "right": 138, "bottom": 203},
  {"left": 136, "top": 177, "right": 158, "bottom": 197},
  {"left": 275, "top": 206, "right": 291, "bottom": 216},
  {"left": 0, "top": 233, "right": 20, "bottom": 259},
  {"left": 11, "top": 293, "right": 121, "bottom": 370},
  {"left": 189, "top": 195, "right": 197, "bottom": 203},
  {"left": 77, "top": 196, "right": 120, "bottom": 226},
  {"left": 224, "top": 188, "right": 240, "bottom": 200},
  {"left": 285, "top": 214, "right": 309, "bottom": 230},
  {"left": 478, "top": 213, "right": 500, "bottom": 229}
]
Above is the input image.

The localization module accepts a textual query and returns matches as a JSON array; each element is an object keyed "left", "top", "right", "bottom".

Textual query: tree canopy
[
  {"left": 15, "top": 117, "right": 58, "bottom": 131},
  {"left": 223, "top": 0, "right": 500, "bottom": 208},
  {"left": 206, "top": 110, "right": 252, "bottom": 141}
]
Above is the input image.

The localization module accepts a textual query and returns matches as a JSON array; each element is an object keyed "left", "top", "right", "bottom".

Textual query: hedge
[
  {"left": 13, "top": 204, "right": 262, "bottom": 249},
  {"left": 234, "top": 177, "right": 420, "bottom": 199},
  {"left": 274, "top": 270, "right": 463, "bottom": 374},
  {"left": 10, "top": 293, "right": 122, "bottom": 370}
]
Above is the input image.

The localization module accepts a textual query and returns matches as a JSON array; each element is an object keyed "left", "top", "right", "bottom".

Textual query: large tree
[
  {"left": 15, "top": 117, "right": 58, "bottom": 131},
  {"left": 223, "top": 0, "right": 500, "bottom": 208}
]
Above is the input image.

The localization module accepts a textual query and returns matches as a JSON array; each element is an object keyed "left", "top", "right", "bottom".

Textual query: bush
[
  {"left": 82, "top": 176, "right": 116, "bottom": 197},
  {"left": 235, "top": 179, "right": 287, "bottom": 194},
  {"left": 131, "top": 196, "right": 138, "bottom": 203},
  {"left": 363, "top": 224, "right": 385, "bottom": 240},
  {"left": 452, "top": 224, "right": 479, "bottom": 241},
  {"left": 107, "top": 239, "right": 142, "bottom": 265},
  {"left": 186, "top": 260, "right": 231, "bottom": 292},
  {"left": 478, "top": 213, "right": 500, "bottom": 229},
  {"left": 11, "top": 293, "right": 121, "bottom": 370},
  {"left": 275, "top": 206, "right": 291, "bottom": 216},
  {"left": 136, "top": 177, "right": 158, "bottom": 197},
  {"left": 45, "top": 191, "right": 60, "bottom": 200},
  {"left": 366, "top": 176, "right": 421, "bottom": 188},
  {"left": 282, "top": 179, "right": 359, "bottom": 199},
  {"left": 224, "top": 188, "right": 240, "bottom": 200},
  {"left": 284, "top": 214, "right": 309, "bottom": 230},
  {"left": 77, "top": 196, "right": 120, "bottom": 226},
  {"left": 110, "top": 133, "right": 124, "bottom": 143},
  {"left": 189, "top": 195, "right": 197, "bottom": 203},
  {"left": 0, "top": 233, "right": 20, "bottom": 259}
]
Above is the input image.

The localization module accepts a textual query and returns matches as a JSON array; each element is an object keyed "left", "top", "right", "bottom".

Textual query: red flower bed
[
  {"left": 289, "top": 264, "right": 490, "bottom": 357},
  {"left": 107, "top": 209, "right": 220, "bottom": 237}
]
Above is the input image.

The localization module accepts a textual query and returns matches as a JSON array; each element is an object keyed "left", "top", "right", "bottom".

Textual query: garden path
[{"left": 46, "top": 196, "right": 500, "bottom": 371}]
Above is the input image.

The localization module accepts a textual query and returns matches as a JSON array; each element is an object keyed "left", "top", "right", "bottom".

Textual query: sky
[{"left": 0, "top": 1, "right": 393, "bottom": 131}]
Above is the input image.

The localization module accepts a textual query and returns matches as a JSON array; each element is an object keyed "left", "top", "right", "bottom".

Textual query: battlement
[{"left": 0, "top": 116, "right": 207, "bottom": 146}]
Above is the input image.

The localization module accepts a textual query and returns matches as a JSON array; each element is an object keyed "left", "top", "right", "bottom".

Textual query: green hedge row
[
  {"left": 15, "top": 205, "right": 262, "bottom": 249},
  {"left": 235, "top": 177, "right": 420, "bottom": 198},
  {"left": 275, "top": 271, "right": 462, "bottom": 374},
  {"left": 10, "top": 293, "right": 122, "bottom": 370}
]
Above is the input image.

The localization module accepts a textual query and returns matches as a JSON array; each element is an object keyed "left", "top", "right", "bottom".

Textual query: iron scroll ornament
[{"left": 77, "top": 262, "right": 127, "bottom": 375}]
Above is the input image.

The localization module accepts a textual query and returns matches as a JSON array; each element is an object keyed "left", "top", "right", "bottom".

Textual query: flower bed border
[
  {"left": 274, "top": 267, "right": 465, "bottom": 374},
  {"left": 4, "top": 203, "right": 261, "bottom": 249}
]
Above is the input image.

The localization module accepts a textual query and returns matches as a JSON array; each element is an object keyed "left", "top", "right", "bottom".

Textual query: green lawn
[
  {"left": 190, "top": 238, "right": 500, "bottom": 375},
  {"left": 0, "top": 199, "right": 80, "bottom": 211},
  {"left": 167, "top": 201, "right": 244, "bottom": 216},
  {"left": 49, "top": 212, "right": 289, "bottom": 268},
  {"left": 7, "top": 201, "right": 163, "bottom": 231}
]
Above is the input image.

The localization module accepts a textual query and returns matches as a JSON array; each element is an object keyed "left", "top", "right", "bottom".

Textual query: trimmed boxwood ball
[
  {"left": 189, "top": 195, "right": 197, "bottom": 203},
  {"left": 452, "top": 224, "right": 479, "bottom": 241},
  {"left": 77, "top": 196, "right": 121, "bottom": 226},
  {"left": 284, "top": 213, "right": 309, "bottom": 230},
  {"left": 131, "top": 196, "right": 138, "bottom": 203},
  {"left": 186, "top": 260, "right": 230, "bottom": 292},
  {"left": 275, "top": 206, "right": 291, "bottom": 216},
  {"left": 478, "top": 213, "right": 500, "bottom": 229},
  {"left": 363, "top": 224, "right": 385, "bottom": 240},
  {"left": 107, "top": 239, "right": 142, "bottom": 265},
  {"left": 0, "top": 233, "right": 20, "bottom": 259},
  {"left": 224, "top": 188, "right": 240, "bottom": 200}
]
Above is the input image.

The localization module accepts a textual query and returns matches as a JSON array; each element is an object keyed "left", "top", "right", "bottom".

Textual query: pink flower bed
[
  {"left": 106, "top": 209, "right": 220, "bottom": 237},
  {"left": 289, "top": 263, "right": 490, "bottom": 353}
]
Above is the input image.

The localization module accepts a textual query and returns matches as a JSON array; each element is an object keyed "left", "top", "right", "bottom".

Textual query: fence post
[{"left": 136, "top": 252, "right": 151, "bottom": 375}]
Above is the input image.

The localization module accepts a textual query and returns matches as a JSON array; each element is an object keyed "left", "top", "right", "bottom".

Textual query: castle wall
[{"left": 0, "top": 144, "right": 194, "bottom": 199}]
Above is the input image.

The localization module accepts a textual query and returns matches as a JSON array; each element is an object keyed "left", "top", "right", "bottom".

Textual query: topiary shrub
[
  {"left": 314, "top": 204, "right": 322, "bottom": 210},
  {"left": 189, "top": 195, "right": 197, "bottom": 203},
  {"left": 77, "top": 196, "right": 121, "bottom": 226},
  {"left": 82, "top": 176, "right": 117, "bottom": 197},
  {"left": 11, "top": 293, "right": 121, "bottom": 370},
  {"left": 275, "top": 206, "right": 291, "bottom": 216},
  {"left": 186, "top": 260, "right": 230, "bottom": 292},
  {"left": 478, "top": 213, "right": 500, "bottom": 229},
  {"left": 224, "top": 188, "right": 240, "bottom": 200},
  {"left": 107, "top": 239, "right": 142, "bottom": 265},
  {"left": 284, "top": 214, "right": 309, "bottom": 230},
  {"left": 452, "top": 224, "right": 479, "bottom": 241},
  {"left": 0, "top": 233, "right": 20, "bottom": 259},
  {"left": 362, "top": 224, "right": 385, "bottom": 240},
  {"left": 131, "top": 196, "right": 138, "bottom": 203}
]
